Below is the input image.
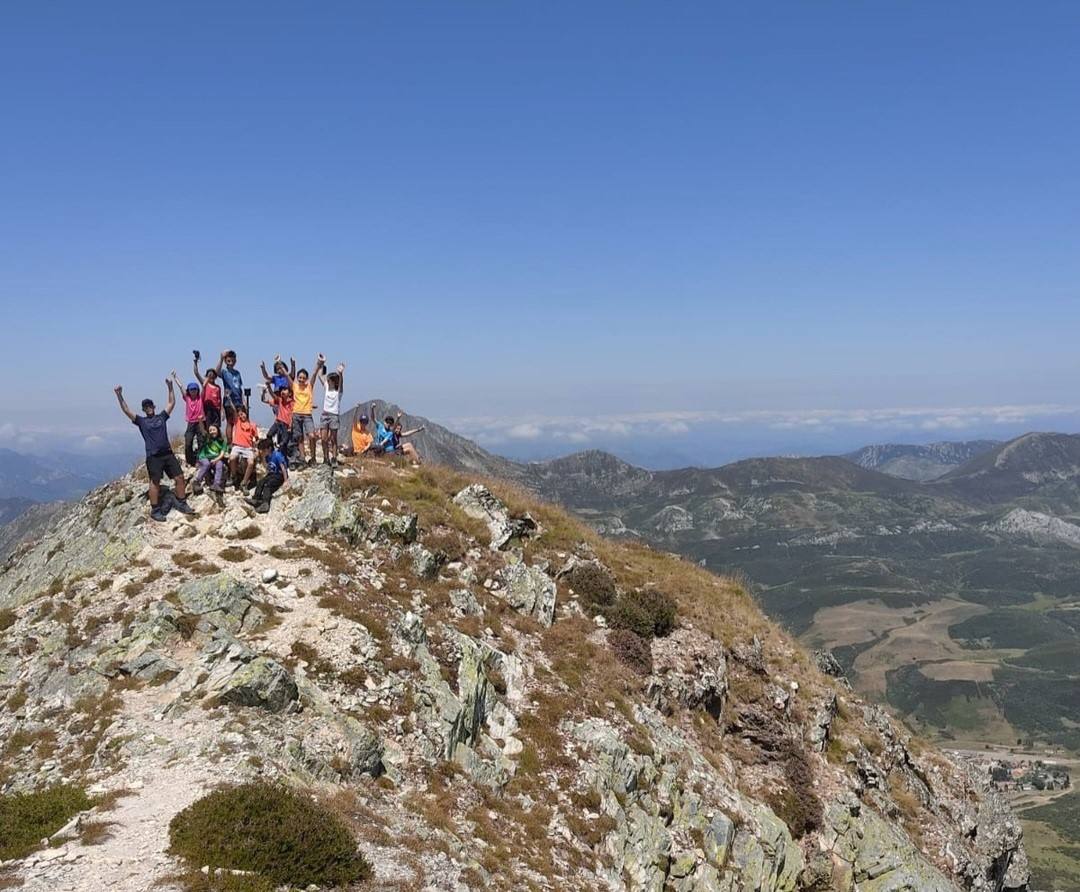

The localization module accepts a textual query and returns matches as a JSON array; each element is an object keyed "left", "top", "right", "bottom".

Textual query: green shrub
[
  {"left": 0, "top": 608, "right": 16, "bottom": 632},
  {"left": 167, "top": 782, "right": 369, "bottom": 888},
  {"left": 606, "top": 589, "right": 677, "bottom": 640},
  {"left": 0, "top": 785, "right": 92, "bottom": 860},
  {"left": 563, "top": 562, "right": 617, "bottom": 610},
  {"left": 626, "top": 589, "right": 677, "bottom": 638},
  {"left": 608, "top": 628, "right": 652, "bottom": 675},
  {"left": 605, "top": 598, "right": 653, "bottom": 639}
]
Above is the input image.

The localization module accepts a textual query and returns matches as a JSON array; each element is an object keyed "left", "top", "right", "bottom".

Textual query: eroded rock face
[
  {"left": 453, "top": 484, "right": 537, "bottom": 550},
  {"left": 500, "top": 560, "right": 556, "bottom": 626},
  {"left": 176, "top": 633, "right": 298, "bottom": 713},
  {"left": 649, "top": 628, "right": 728, "bottom": 717}
]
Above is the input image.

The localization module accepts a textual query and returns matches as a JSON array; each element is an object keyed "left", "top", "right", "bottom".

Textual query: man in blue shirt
[
  {"left": 248, "top": 438, "right": 289, "bottom": 514},
  {"left": 114, "top": 380, "right": 195, "bottom": 522},
  {"left": 214, "top": 349, "right": 245, "bottom": 443}
]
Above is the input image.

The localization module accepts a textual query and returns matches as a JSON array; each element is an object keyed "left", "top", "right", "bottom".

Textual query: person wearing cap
[
  {"left": 345, "top": 412, "right": 373, "bottom": 456},
  {"left": 113, "top": 380, "right": 194, "bottom": 522},
  {"left": 171, "top": 369, "right": 207, "bottom": 467}
]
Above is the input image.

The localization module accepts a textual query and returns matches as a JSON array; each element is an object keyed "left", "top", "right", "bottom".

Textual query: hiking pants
[
  {"left": 253, "top": 472, "right": 284, "bottom": 507},
  {"left": 184, "top": 422, "right": 206, "bottom": 466},
  {"left": 194, "top": 459, "right": 225, "bottom": 488}
]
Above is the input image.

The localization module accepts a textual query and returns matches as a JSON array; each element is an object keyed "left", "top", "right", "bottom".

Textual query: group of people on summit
[{"left": 115, "top": 348, "right": 424, "bottom": 522}]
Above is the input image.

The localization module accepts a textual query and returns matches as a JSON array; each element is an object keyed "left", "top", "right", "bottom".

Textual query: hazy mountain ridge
[{"left": 845, "top": 440, "right": 1002, "bottom": 481}]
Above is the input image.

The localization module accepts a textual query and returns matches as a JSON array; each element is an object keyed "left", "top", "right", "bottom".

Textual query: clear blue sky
[{"left": 1, "top": 2, "right": 1078, "bottom": 464}]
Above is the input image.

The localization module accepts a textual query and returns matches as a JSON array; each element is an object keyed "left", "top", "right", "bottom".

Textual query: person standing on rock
[
  {"left": 192, "top": 351, "right": 222, "bottom": 429},
  {"left": 114, "top": 382, "right": 195, "bottom": 522},
  {"left": 213, "top": 349, "right": 245, "bottom": 443},
  {"left": 317, "top": 359, "right": 345, "bottom": 466},
  {"left": 290, "top": 355, "right": 323, "bottom": 467}
]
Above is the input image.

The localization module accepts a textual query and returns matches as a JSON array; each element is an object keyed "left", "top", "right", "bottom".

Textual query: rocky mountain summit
[{"left": 0, "top": 457, "right": 1033, "bottom": 890}]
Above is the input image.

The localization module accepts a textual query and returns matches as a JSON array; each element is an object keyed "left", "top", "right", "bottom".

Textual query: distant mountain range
[
  {"left": 0, "top": 447, "right": 134, "bottom": 502},
  {"left": 844, "top": 439, "right": 1001, "bottom": 481}
]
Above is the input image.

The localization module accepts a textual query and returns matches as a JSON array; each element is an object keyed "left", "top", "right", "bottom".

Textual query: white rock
[{"left": 262, "top": 568, "right": 278, "bottom": 583}]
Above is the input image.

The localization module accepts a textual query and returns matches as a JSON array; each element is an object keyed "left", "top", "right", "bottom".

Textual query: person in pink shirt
[{"left": 171, "top": 370, "right": 207, "bottom": 467}]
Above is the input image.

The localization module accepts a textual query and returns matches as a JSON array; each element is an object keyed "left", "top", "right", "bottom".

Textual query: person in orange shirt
[
  {"left": 228, "top": 405, "right": 260, "bottom": 490},
  {"left": 345, "top": 413, "right": 373, "bottom": 456}
]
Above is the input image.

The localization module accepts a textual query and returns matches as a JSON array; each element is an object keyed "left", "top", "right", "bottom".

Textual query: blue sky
[{"left": 1, "top": 2, "right": 1078, "bottom": 466}]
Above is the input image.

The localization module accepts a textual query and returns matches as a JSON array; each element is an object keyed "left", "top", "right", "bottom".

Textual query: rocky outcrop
[
  {"left": 453, "top": 484, "right": 537, "bottom": 550},
  {"left": 500, "top": 559, "right": 556, "bottom": 626},
  {"left": 0, "top": 458, "right": 1034, "bottom": 892}
]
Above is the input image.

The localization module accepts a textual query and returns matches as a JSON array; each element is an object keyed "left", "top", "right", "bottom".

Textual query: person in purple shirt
[{"left": 114, "top": 380, "right": 195, "bottom": 522}]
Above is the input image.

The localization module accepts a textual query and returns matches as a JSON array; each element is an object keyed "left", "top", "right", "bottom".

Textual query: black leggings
[
  {"left": 184, "top": 422, "right": 206, "bottom": 466},
  {"left": 253, "top": 472, "right": 284, "bottom": 507},
  {"left": 268, "top": 420, "right": 292, "bottom": 454}
]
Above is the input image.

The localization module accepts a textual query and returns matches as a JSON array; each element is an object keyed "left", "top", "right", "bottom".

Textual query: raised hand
[
  {"left": 317, "top": 353, "right": 326, "bottom": 364},
  {"left": 337, "top": 362, "right": 345, "bottom": 372},
  {"left": 114, "top": 385, "right": 123, "bottom": 396},
  {"left": 166, "top": 377, "right": 174, "bottom": 389}
]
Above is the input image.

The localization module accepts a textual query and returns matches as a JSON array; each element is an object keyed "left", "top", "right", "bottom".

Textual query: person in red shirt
[
  {"left": 193, "top": 352, "right": 223, "bottom": 429},
  {"left": 228, "top": 406, "right": 260, "bottom": 491}
]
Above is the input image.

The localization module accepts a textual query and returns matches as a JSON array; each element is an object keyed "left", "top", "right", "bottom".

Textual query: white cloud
[{"left": 450, "top": 403, "right": 1080, "bottom": 451}]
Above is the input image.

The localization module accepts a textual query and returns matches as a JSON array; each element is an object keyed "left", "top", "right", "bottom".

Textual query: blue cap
[{"left": 186, "top": 381, "right": 199, "bottom": 391}]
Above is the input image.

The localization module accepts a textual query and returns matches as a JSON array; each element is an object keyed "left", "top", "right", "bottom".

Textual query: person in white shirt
[{"left": 318, "top": 360, "right": 345, "bottom": 466}]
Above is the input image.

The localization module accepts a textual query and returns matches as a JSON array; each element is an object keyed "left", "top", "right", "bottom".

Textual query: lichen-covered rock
[
  {"left": 0, "top": 479, "right": 146, "bottom": 609},
  {"left": 369, "top": 508, "right": 418, "bottom": 544},
  {"left": 452, "top": 484, "right": 538, "bottom": 550},
  {"left": 824, "top": 799, "right": 954, "bottom": 892},
  {"left": 501, "top": 560, "right": 556, "bottom": 626},
  {"left": 808, "top": 692, "right": 838, "bottom": 752},
  {"left": 176, "top": 632, "right": 298, "bottom": 713},
  {"left": 406, "top": 543, "right": 442, "bottom": 580},
  {"left": 174, "top": 574, "right": 264, "bottom": 634},
  {"left": 93, "top": 601, "right": 185, "bottom": 681},
  {"left": 649, "top": 628, "right": 727, "bottom": 717},
  {"left": 449, "top": 587, "right": 483, "bottom": 616},
  {"left": 284, "top": 467, "right": 366, "bottom": 542}
]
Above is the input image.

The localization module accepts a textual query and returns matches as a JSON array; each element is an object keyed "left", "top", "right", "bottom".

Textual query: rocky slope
[{"left": 0, "top": 457, "right": 1032, "bottom": 891}]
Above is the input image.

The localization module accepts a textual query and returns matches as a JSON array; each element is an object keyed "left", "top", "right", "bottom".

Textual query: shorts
[
  {"left": 230, "top": 445, "right": 255, "bottom": 460},
  {"left": 146, "top": 452, "right": 182, "bottom": 484},
  {"left": 320, "top": 412, "right": 340, "bottom": 432},
  {"left": 291, "top": 414, "right": 314, "bottom": 438}
]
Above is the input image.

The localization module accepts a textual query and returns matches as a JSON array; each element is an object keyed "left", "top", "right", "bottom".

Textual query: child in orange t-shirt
[
  {"left": 348, "top": 413, "right": 373, "bottom": 456},
  {"left": 228, "top": 406, "right": 260, "bottom": 490}
]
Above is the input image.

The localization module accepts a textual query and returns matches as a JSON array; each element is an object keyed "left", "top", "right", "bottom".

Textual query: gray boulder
[
  {"left": 453, "top": 484, "right": 537, "bottom": 550},
  {"left": 501, "top": 561, "right": 556, "bottom": 626},
  {"left": 174, "top": 574, "right": 265, "bottom": 634}
]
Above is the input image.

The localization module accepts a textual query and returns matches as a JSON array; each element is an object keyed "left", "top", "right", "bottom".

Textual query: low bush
[
  {"left": 167, "top": 782, "right": 369, "bottom": 888},
  {"left": 625, "top": 589, "right": 677, "bottom": 638},
  {"left": 767, "top": 741, "right": 822, "bottom": 838},
  {"left": 0, "top": 609, "right": 15, "bottom": 632},
  {"left": 0, "top": 785, "right": 92, "bottom": 860},
  {"left": 218, "top": 547, "right": 249, "bottom": 563},
  {"left": 606, "top": 598, "right": 654, "bottom": 639},
  {"left": 605, "top": 589, "right": 677, "bottom": 640},
  {"left": 608, "top": 628, "right": 652, "bottom": 676},
  {"left": 563, "top": 562, "right": 617, "bottom": 610}
]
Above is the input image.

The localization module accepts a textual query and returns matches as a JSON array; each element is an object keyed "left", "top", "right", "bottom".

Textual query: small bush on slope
[
  {"left": 562, "top": 561, "right": 617, "bottom": 610},
  {"left": 0, "top": 785, "right": 92, "bottom": 860},
  {"left": 606, "top": 589, "right": 677, "bottom": 640},
  {"left": 608, "top": 628, "right": 653, "bottom": 675},
  {"left": 167, "top": 782, "right": 369, "bottom": 888}
]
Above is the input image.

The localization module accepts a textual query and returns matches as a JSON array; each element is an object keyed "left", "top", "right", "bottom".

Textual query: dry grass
[
  {"left": 171, "top": 551, "right": 219, "bottom": 575},
  {"left": 218, "top": 546, "right": 249, "bottom": 563}
]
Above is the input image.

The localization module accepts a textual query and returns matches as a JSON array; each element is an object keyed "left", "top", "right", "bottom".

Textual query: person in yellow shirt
[{"left": 289, "top": 354, "right": 324, "bottom": 466}]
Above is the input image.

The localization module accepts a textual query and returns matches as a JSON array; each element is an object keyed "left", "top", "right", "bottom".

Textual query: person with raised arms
[{"left": 114, "top": 380, "right": 195, "bottom": 522}]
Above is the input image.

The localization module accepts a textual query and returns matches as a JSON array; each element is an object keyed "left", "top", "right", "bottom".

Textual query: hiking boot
[
  {"left": 150, "top": 508, "right": 168, "bottom": 522},
  {"left": 245, "top": 497, "right": 260, "bottom": 507},
  {"left": 210, "top": 483, "right": 225, "bottom": 493},
  {"left": 174, "top": 499, "right": 195, "bottom": 516},
  {"left": 254, "top": 502, "right": 270, "bottom": 514},
  {"left": 191, "top": 483, "right": 203, "bottom": 496}
]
